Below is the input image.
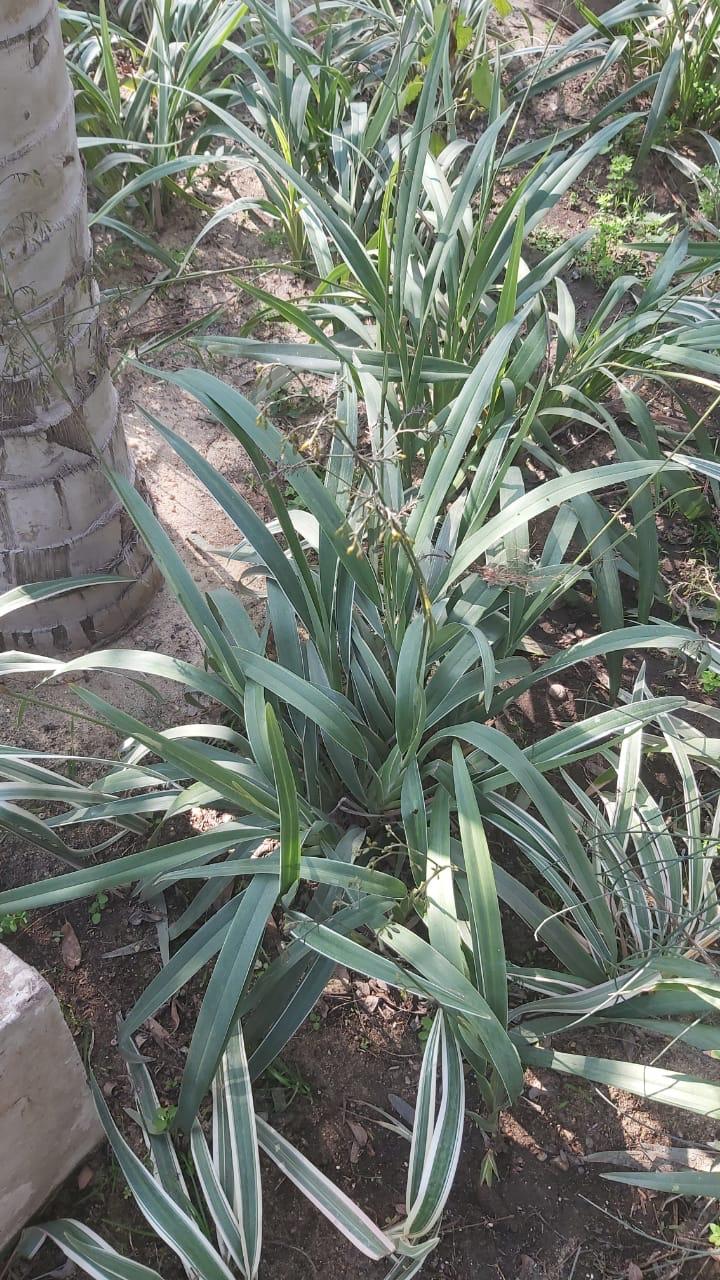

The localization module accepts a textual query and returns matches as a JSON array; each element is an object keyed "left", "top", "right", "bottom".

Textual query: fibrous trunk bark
[{"left": 0, "top": 0, "right": 159, "bottom": 652}]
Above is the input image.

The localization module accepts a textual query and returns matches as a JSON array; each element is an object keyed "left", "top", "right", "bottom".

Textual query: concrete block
[{"left": 0, "top": 944, "right": 103, "bottom": 1250}]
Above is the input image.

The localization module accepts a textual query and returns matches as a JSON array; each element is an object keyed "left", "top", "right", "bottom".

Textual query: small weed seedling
[
  {"left": 150, "top": 1105, "right": 178, "bottom": 1134},
  {"left": 700, "top": 668, "right": 720, "bottom": 695},
  {"left": 530, "top": 156, "right": 674, "bottom": 288},
  {"left": 585, "top": 154, "right": 672, "bottom": 286},
  {"left": 89, "top": 892, "right": 109, "bottom": 925},
  {"left": 698, "top": 164, "right": 720, "bottom": 228},
  {"left": 418, "top": 1014, "right": 434, "bottom": 1046},
  {"left": 263, "top": 1058, "right": 312, "bottom": 1110},
  {"left": 477, "top": 1149, "right": 500, "bottom": 1186},
  {"left": 0, "top": 910, "right": 28, "bottom": 937}
]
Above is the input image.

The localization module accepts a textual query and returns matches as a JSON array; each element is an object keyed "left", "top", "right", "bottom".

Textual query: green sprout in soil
[
  {"left": 418, "top": 1013, "right": 434, "bottom": 1045},
  {"left": 530, "top": 155, "right": 673, "bottom": 288},
  {"left": 698, "top": 164, "right": 720, "bottom": 228},
  {"left": 477, "top": 1148, "right": 500, "bottom": 1186},
  {"left": 150, "top": 1105, "right": 178, "bottom": 1134},
  {"left": 699, "top": 669, "right": 720, "bottom": 695},
  {"left": 89, "top": 891, "right": 109, "bottom": 925},
  {"left": 0, "top": 910, "right": 28, "bottom": 937},
  {"left": 584, "top": 154, "right": 673, "bottom": 287},
  {"left": 263, "top": 1057, "right": 311, "bottom": 1110}
]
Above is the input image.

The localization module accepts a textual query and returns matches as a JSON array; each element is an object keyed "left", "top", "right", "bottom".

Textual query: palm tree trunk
[{"left": 0, "top": 0, "right": 159, "bottom": 652}]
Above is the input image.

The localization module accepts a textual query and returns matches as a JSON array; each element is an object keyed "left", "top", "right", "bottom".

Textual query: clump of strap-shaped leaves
[
  {"left": 0, "top": 366, "right": 718, "bottom": 1224},
  {"left": 18, "top": 1017, "right": 463, "bottom": 1277},
  {"left": 473, "top": 667, "right": 720, "bottom": 1100},
  {"left": 1, "top": 7, "right": 718, "bottom": 1274},
  {"left": 185, "top": 16, "right": 720, "bottom": 520},
  {"left": 61, "top": 0, "right": 249, "bottom": 241}
]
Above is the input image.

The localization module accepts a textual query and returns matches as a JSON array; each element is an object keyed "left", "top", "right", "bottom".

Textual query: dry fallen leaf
[
  {"left": 347, "top": 1119, "right": 368, "bottom": 1148},
  {"left": 144, "top": 1016, "right": 170, "bottom": 1044},
  {"left": 169, "top": 998, "right": 181, "bottom": 1033},
  {"left": 61, "top": 921, "right": 82, "bottom": 969},
  {"left": 359, "top": 993, "right": 380, "bottom": 1013},
  {"left": 347, "top": 1119, "right": 369, "bottom": 1164}
]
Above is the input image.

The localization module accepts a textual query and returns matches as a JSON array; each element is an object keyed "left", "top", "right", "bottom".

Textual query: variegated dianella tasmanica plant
[
  {"left": 0, "top": 374, "right": 719, "bottom": 1268},
  {"left": 490, "top": 674, "right": 720, "bottom": 1251},
  {"left": 17, "top": 1018, "right": 462, "bottom": 1277},
  {"left": 540, "top": 0, "right": 720, "bottom": 155},
  {"left": 214, "top": 0, "right": 422, "bottom": 272},
  {"left": 60, "top": 0, "right": 248, "bottom": 232},
  {"left": 305, "top": 0, "right": 514, "bottom": 138},
  {"left": 180, "top": 0, "right": 636, "bottom": 275},
  {"left": 186, "top": 27, "right": 720, "bottom": 492},
  {"left": 488, "top": 667, "right": 720, "bottom": 1101},
  {"left": 505, "top": 0, "right": 720, "bottom": 172}
]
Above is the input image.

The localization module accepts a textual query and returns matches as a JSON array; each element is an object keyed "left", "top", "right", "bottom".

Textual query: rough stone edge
[{"left": 0, "top": 944, "right": 104, "bottom": 1253}]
